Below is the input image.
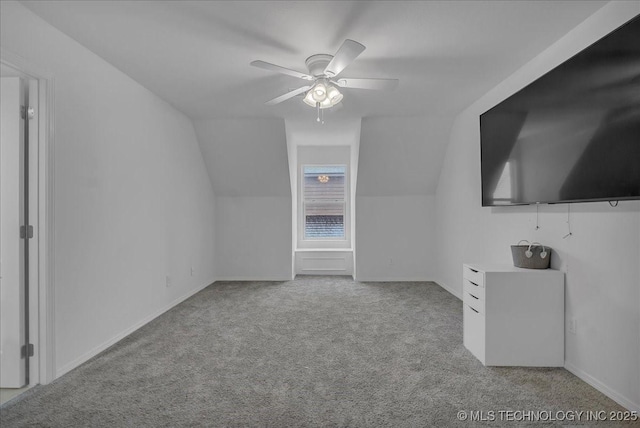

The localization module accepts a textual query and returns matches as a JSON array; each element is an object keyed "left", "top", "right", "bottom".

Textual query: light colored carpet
[
  {"left": 0, "top": 277, "right": 632, "bottom": 427},
  {"left": 0, "top": 387, "right": 31, "bottom": 406}
]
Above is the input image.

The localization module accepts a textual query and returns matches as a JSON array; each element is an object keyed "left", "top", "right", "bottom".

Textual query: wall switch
[
  {"left": 389, "top": 258, "right": 394, "bottom": 266},
  {"left": 190, "top": 267, "right": 195, "bottom": 277},
  {"left": 568, "top": 318, "right": 577, "bottom": 334},
  {"left": 166, "top": 275, "right": 171, "bottom": 288}
]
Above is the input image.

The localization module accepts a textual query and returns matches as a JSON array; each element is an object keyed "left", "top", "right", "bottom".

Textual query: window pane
[
  {"left": 305, "top": 215, "right": 344, "bottom": 238},
  {"left": 303, "top": 166, "right": 345, "bottom": 200},
  {"left": 303, "top": 165, "right": 346, "bottom": 239}
]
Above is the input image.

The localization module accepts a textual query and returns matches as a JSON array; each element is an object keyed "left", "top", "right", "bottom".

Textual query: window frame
[{"left": 299, "top": 163, "right": 349, "bottom": 246}]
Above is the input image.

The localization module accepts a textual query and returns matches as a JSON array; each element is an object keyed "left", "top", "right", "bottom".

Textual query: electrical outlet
[
  {"left": 166, "top": 275, "right": 171, "bottom": 288},
  {"left": 568, "top": 318, "right": 577, "bottom": 334},
  {"left": 389, "top": 258, "right": 394, "bottom": 266},
  {"left": 190, "top": 267, "right": 195, "bottom": 277}
]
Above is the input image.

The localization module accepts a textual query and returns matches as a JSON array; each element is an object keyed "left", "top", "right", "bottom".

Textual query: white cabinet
[{"left": 462, "top": 264, "right": 564, "bottom": 367}]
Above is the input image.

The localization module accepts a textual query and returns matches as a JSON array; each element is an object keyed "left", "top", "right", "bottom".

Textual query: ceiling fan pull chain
[
  {"left": 316, "top": 102, "right": 321, "bottom": 122},
  {"left": 321, "top": 106, "right": 325, "bottom": 125}
]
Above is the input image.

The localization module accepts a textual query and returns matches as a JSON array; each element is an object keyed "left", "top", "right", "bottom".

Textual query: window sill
[{"left": 295, "top": 248, "right": 353, "bottom": 252}]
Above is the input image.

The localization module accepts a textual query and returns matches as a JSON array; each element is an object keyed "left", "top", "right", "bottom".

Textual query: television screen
[{"left": 480, "top": 16, "right": 640, "bottom": 206}]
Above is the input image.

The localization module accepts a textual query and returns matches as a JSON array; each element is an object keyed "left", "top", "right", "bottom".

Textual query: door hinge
[
  {"left": 20, "top": 225, "right": 34, "bottom": 239},
  {"left": 20, "top": 105, "right": 35, "bottom": 120},
  {"left": 21, "top": 343, "right": 35, "bottom": 358}
]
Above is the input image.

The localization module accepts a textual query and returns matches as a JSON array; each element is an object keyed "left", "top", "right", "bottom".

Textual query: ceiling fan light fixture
[
  {"left": 303, "top": 81, "right": 342, "bottom": 109},
  {"left": 327, "top": 86, "right": 343, "bottom": 104},
  {"left": 311, "top": 83, "right": 327, "bottom": 102},
  {"left": 303, "top": 90, "right": 316, "bottom": 107}
]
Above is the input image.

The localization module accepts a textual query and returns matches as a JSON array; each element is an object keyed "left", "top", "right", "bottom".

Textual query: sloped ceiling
[
  {"left": 193, "top": 118, "right": 289, "bottom": 197},
  {"left": 357, "top": 116, "right": 451, "bottom": 196},
  {"left": 19, "top": 0, "right": 608, "bottom": 197}
]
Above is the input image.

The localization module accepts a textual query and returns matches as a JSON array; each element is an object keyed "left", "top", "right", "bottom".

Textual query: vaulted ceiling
[{"left": 21, "top": 0, "right": 608, "bottom": 196}]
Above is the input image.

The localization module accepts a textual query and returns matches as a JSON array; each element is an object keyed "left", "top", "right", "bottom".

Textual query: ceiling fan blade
[
  {"left": 324, "top": 39, "right": 366, "bottom": 77},
  {"left": 335, "top": 78, "right": 399, "bottom": 90},
  {"left": 265, "top": 85, "right": 312, "bottom": 106},
  {"left": 250, "top": 60, "right": 314, "bottom": 81}
]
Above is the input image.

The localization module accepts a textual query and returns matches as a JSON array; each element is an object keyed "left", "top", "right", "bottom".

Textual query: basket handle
[
  {"left": 516, "top": 240, "right": 530, "bottom": 246},
  {"left": 528, "top": 242, "right": 548, "bottom": 259}
]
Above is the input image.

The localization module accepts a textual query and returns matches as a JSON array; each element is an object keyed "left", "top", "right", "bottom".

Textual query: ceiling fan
[{"left": 250, "top": 39, "right": 399, "bottom": 121}]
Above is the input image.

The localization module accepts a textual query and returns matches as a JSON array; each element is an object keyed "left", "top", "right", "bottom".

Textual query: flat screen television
[{"left": 480, "top": 16, "right": 640, "bottom": 206}]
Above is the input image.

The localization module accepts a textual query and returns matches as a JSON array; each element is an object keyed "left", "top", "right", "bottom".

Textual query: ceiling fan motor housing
[{"left": 305, "top": 54, "right": 334, "bottom": 77}]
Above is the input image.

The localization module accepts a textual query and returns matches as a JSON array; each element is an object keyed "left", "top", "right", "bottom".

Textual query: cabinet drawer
[
  {"left": 464, "top": 291, "right": 484, "bottom": 314},
  {"left": 463, "top": 265, "right": 484, "bottom": 287},
  {"left": 463, "top": 279, "right": 485, "bottom": 300},
  {"left": 463, "top": 303, "right": 485, "bottom": 363}
]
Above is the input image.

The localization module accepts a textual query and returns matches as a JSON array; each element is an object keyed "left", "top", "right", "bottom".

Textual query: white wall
[
  {"left": 356, "top": 195, "right": 436, "bottom": 281},
  {"left": 193, "top": 118, "right": 292, "bottom": 280},
  {"left": 215, "top": 196, "right": 291, "bottom": 281},
  {"left": 1, "top": 1, "right": 216, "bottom": 377},
  {"left": 355, "top": 117, "right": 441, "bottom": 281},
  {"left": 435, "top": 2, "right": 640, "bottom": 410}
]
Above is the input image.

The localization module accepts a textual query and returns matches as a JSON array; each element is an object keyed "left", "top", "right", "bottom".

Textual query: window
[{"left": 303, "top": 165, "right": 346, "bottom": 240}]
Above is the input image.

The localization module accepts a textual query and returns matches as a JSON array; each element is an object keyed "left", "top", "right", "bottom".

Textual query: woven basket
[{"left": 511, "top": 242, "right": 551, "bottom": 269}]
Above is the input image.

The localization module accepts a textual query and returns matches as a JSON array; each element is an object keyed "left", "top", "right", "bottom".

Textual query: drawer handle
[
  {"left": 469, "top": 268, "right": 478, "bottom": 273},
  {"left": 469, "top": 293, "right": 479, "bottom": 300},
  {"left": 469, "top": 280, "right": 478, "bottom": 287},
  {"left": 469, "top": 306, "right": 479, "bottom": 314}
]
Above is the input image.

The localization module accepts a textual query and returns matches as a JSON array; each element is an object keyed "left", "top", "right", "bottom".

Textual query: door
[{"left": 0, "top": 77, "right": 27, "bottom": 387}]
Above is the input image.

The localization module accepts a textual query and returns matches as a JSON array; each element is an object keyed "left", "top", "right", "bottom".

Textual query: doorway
[{"left": 0, "top": 58, "right": 52, "bottom": 404}]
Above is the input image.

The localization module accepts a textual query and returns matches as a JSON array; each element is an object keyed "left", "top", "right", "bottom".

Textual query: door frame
[{"left": 1, "top": 49, "right": 55, "bottom": 385}]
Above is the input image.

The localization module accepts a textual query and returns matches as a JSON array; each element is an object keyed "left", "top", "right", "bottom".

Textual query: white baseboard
[
  {"left": 214, "top": 276, "right": 291, "bottom": 282},
  {"left": 434, "top": 279, "right": 462, "bottom": 300},
  {"left": 355, "top": 277, "right": 433, "bottom": 282},
  {"left": 55, "top": 278, "right": 215, "bottom": 378},
  {"left": 564, "top": 361, "right": 640, "bottom": 412},
  {"left": 436, "top": 278, "right": 637, "bottom": 411}
]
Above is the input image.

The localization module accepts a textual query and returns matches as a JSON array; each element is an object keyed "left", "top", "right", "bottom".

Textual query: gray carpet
[{"left": 0, "top": 277, "right": 633, "bottom": 427}]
